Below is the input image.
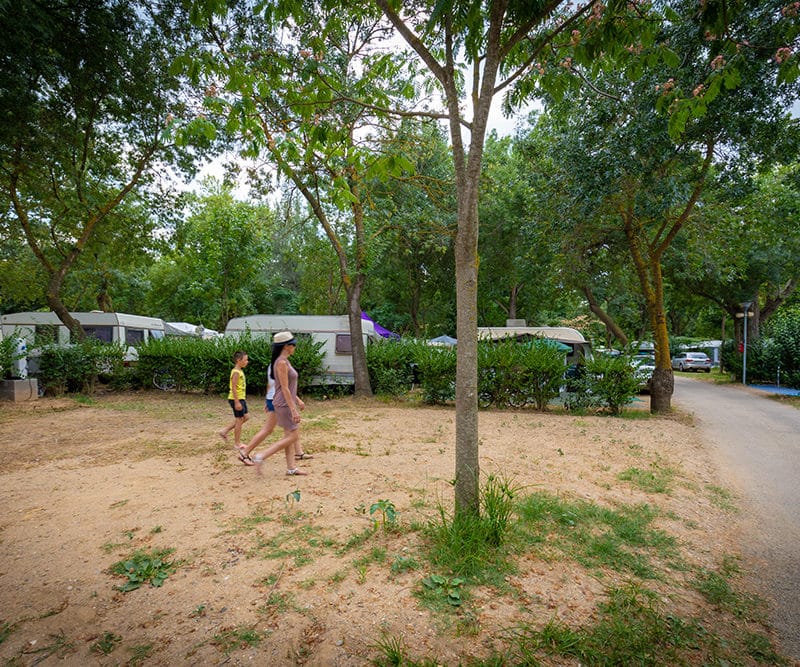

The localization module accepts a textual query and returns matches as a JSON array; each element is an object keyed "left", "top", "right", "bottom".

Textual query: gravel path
[{"left": 672, "top": 375, "right": 800, "bottom": 660}]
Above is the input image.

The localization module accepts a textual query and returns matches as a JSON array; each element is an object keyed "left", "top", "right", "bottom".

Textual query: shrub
[
  {"left": 365, "top": 338, "right": 418, "bottom": 395},
  {"left": 582, "top": 354, "right": 640, "bottom": 415},
  {"left": 37, "top": 339, "right": 125, "bottom": 395},
  {"left": 415, "top": 343, "right": 457, "bottom": 404}
]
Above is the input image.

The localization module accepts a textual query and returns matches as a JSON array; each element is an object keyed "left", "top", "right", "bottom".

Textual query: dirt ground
[{"left": 0, "top": 390, "right": 787, "bottom": 666}]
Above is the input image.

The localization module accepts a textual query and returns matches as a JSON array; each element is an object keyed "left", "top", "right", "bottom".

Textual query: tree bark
[{"left": 582, "top": 286, "right": 628, "bottom": 346}]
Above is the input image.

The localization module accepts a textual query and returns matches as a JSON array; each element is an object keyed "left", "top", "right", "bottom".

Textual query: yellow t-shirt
[{"left": 228, "top": 367, "right": 246, "bottom": 400}]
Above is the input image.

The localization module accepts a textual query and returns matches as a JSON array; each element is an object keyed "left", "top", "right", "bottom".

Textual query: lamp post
[{"left": 739, "top": 301, "right": 753, "bottom": 385}]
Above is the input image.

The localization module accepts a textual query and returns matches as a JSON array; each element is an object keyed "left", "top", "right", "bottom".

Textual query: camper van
[
  {"left": 477, "top": 325, "right": 591, "bottom": 365},
  {"left": 0, "top": 311, "right": 166, "bottom": 370},
  {"left": 224, "top": 314, "right": 378, "bottom": 385}
]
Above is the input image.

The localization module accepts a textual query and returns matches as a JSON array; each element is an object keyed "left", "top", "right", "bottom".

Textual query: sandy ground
[{"left": 0, "top": 390, "right": 788, "bottom": 666}]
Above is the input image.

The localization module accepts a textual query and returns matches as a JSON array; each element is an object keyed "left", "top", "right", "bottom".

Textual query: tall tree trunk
[
  {"left": 345, "top": 275, "right": 371, "bottom": 398},
  {"left": 46, "top": 271, "right": 84, "bottom": 340},
  {"left": 454, "top": 183, "right": 480, "bottom": 516}
]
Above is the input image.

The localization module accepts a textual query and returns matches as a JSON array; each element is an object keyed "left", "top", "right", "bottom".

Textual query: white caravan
[
  {"left": 0, "top": 311, "right": 166, "bottom": 369},
  {"left": 224, "top": 314, "right": 378, "bottom": 385},
  {"left": 477, "top": 325, "right": 591, "bottom": 365}
]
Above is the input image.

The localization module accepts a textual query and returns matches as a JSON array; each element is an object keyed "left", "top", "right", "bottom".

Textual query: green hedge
[
  {"left": 135, "top": 333, "right": 325, "bottom": 395},
  {"left": 37, "top": 339, "right": 125, "bottom": 395},
  {"left": 366, "top": 337, "right": 570, "bottom": 411}
]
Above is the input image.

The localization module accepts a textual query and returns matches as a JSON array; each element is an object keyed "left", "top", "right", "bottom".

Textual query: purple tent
[{"left": 361, "top": 311, "right": 400, "bottom": 339}]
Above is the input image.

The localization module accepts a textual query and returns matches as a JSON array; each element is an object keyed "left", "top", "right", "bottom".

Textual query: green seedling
[{"left": 369, "top": 499, "right": 397, "bottom": 529}]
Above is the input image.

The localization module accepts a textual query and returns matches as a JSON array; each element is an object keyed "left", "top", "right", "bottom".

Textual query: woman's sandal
[
  {"left": 238, "top": 451, "right": 255, "bottom": 466},
  {"left": 295, "top": 452, "right": 314, "bottom": 460},
  {"left": 286, "top": 468, "right": 308, "bottom": 476}
]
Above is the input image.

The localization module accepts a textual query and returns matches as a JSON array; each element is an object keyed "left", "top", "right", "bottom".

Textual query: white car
[
  {"left": 631, "top": 353, "right": 656, "bottom": 391},
  {"left": 671, "top": 352, "right": 712, "bottom": 373}
]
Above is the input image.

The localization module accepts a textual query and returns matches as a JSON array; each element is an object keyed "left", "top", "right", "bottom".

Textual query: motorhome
[
  {"left": 0, "top": 311, "right": 166, "bottom": 370},
  {"left": 477, "top": 325, "right": 591, "bottom": 365},
  {"left": 224, "top": 314, "right": 378, "bottom": 384}
]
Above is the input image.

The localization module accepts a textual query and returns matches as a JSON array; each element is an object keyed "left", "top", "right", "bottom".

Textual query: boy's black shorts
[{"left": 228, "top": 399, "right": 248, "bottom": 418}]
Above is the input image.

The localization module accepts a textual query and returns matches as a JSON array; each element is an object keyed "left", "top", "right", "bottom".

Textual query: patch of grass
[
  {"left": 391, "top": 555, "right": 420, "bottom": 575},
  {"left": 127, "top": 643, "right": 154, "bottom": 665},
  {"left": 515, "top": 492, "right": 677, "bottom": 579},
  {"left": 338, "top": 526, "right": 376, "bottom": 554},
  {"left": 251, "top": 524, "right": 327, "bottom": 567},
  {"left": 706, "top": 484, "right": 738, "bottom": 512},
  {"left": 225, "top": 508, "right": 273, "bottom": 534},
  {"left": 257, "top": 591, "right": 297, "bottom": 616},
  {"left": 617, "top": 461, "right": 677, "bottom": 494},
  {"left": 109, "top": 547, "right": 178, "bottom": 592},
  {"left": 692, "top": 555, "right": 766, "bottom": 620},
  {"left": 509, "top": 583, "right": 704, "bottom": 666},
  {"left": 211, "top": 626, "right": 262, "bottom": 654},
  {"left": 423, "top": 474, "right": 520, "bottom": 585}
]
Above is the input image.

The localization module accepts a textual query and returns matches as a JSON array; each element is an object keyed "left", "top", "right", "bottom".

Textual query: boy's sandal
[
  {"left": 286, "top": 468, "right": 308, "bottom": 476},
  {"left": 238, "top": 451, "right": 255, "bottom": 466},
  {"left": 295, "top": 453, "right": 314, "bottom": 460}
]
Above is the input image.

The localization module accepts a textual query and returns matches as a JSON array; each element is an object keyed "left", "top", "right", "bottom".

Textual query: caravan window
[
  {"left": 82, "top": 325, "right": 113, "bottom": 343},
  {"left": 126, "top": 328, "right": 145, "bottom": 345},
  {"left": 335, "top": 334, "right": 352, "bottom": 354}
]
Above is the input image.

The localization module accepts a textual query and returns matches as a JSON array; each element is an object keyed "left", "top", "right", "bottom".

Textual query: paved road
[{"left": 672, "top": 376, "right": 800, "bottom": 660}]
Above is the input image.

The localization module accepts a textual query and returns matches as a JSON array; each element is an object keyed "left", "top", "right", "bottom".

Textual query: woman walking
[{"left": 254, "top": 331, "right": 310, "bottom": 476}]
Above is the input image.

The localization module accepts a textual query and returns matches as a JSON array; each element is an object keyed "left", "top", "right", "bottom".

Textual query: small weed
[
  {"left": 420, "top": 574, "right": 465, "bottom": 608},
  {"left": 127, "top": 643, "right": 154, "bottom": 665},
  {"left": 90, "top": 631, "right": 121, "bottom": 655},
  {"left": 391, "top": 555, "right": 420, "bottom": 574},
  {"left": 370, "top": 499, "right": 398, "bottom": 530},
  {"left": 109, "top": 499, "right": 129, "bottom": 509},
  {"left": 189, "top": 604, "right": 207, "bottom": 618},
  {"left": 706, "top": 484, "right": 738, "bottom": 512},
  {"left": 110, "top": 547, "right": 178, "bottom": 592},
  {"left": 100, "top": 541, "right": 126, "bottom": 554},
  {"left": 328, "top": 569, "right": 348, "bottom": 584},
  {"left": 339, "top": 526, "right": 376, "bottom": 554},
  {"left": 211, "top": 626, "right": 262, "bottom": 654},
  {"left": 150, "top": 525, "right": 163, "bottom": 534},
  {"left": 372, "top": 632, "right": 408, "bottom": 665}
]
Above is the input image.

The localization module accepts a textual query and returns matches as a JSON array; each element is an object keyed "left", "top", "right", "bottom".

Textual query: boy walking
[{"left": 219, "top": 350, "right": 250, "bottom": 450}]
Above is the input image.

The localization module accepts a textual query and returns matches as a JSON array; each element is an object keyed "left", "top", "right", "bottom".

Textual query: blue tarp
[{"left": 429, "top": 335, "right": 457, "bottom": 346}]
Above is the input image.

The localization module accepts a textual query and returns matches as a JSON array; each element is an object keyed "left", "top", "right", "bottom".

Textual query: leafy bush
[
  {"left": 365, "top": 338, "right": 418, "bottom": 395},
  {"left": 581, "top": 354, "right": 641, "bottom": 415},
  {"left": 415, "top": 343, "right": 457, "bottom": 404},
  {"left": 37, "top": 339, "right": 125, "bottom": 395},
  {"left": 477, "top": 339, "right": 566, "bottom": 410}
]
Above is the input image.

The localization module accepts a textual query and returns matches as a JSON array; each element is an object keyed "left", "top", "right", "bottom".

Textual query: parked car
[
  {"left": 630, "top": 353, "right": 656, "bottom": 391},
  {"left": 671, "top": 352, "right": 712, "bottom": 373}
]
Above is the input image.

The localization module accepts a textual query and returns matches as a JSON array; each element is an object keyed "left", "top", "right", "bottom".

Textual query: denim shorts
[
  {"left": 265, "top": 398, "right": 275, "bottom": 412},
  {"left": 228, "top": 398, "right": 248, "bottom": 418}
]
